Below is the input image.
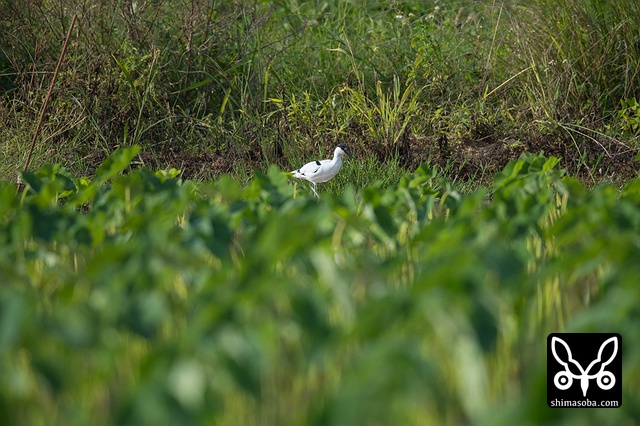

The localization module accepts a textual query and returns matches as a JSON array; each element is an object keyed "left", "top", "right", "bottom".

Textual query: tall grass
[
  {"left": 1, "top": 0, "right": 639, "bottom": 182},
  {"left": 501, "top": 0, "right": 640, "bottom": 123}
]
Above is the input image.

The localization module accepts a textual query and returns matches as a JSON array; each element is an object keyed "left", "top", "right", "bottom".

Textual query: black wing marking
[{"left": 297, "top": 160, "right": 323, "bottom": 176}]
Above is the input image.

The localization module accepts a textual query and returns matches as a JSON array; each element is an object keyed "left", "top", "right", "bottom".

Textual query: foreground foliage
[{"left": 1, "top": 148, "right": 639, "bottom": 425}]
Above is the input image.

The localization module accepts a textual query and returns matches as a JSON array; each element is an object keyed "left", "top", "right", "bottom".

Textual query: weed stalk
[{"left": 17, "top": 14, "right": 77, "bottom": 194}]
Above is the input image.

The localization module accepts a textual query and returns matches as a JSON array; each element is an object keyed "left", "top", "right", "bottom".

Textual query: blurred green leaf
[
  {"left": 1, "top": 152, "right": 639, "bottom": 426},
  {"left": 93, "top": 145, "right": 141, "bottom": 185}
]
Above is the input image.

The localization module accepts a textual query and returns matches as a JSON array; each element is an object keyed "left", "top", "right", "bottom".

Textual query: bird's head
[{"left": 336, "top": 144, "right": 350, "bottom": 157}]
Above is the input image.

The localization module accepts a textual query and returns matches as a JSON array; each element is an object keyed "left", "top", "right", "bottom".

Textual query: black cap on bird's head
[{"left": 336, "top": 144, "right": 350, "bottom": 156}]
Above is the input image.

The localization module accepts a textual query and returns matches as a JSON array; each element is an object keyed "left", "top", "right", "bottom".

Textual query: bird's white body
[{"left": 291, "top": 145, "right": 349, "bottom": 196}]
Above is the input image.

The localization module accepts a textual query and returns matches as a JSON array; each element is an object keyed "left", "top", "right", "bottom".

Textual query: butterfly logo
[{"left": 551, "top": 335, "right": 618, "bottom": 397}]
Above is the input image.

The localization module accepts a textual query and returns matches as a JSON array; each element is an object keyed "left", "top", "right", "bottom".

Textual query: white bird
[{"left": 291, "top": 144, "right": 350, "bottom": 197}]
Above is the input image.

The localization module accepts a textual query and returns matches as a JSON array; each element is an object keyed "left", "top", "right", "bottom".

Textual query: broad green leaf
[{"left": 93, "top": 145, "right": 141, "bottom": 185}]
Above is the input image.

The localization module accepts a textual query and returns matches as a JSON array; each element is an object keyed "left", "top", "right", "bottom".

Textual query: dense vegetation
[
  {"left": 2, "top": 1, "right": 640, "bottom": 424},
  {"left": 1, "top": 149, "right": 640, "bottom": 425},
  {"left": 2, "top": 0, "right": 640, "bottom": 183}
]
